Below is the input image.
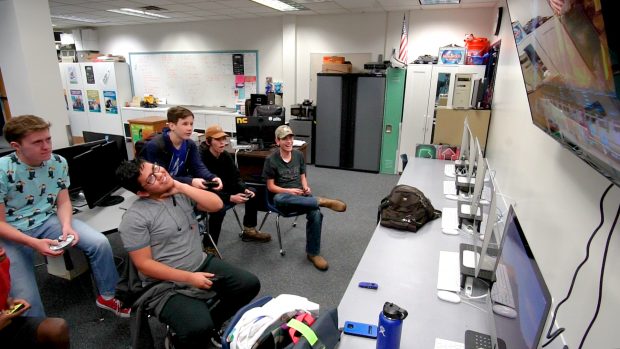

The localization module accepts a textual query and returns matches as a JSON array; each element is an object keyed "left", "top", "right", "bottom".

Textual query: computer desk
[
  {"left": 337, "top": 157, "right": 491, "bottom": 348},
  {"left": 73, "top": 188, "right": 138, "bottom": 234}
]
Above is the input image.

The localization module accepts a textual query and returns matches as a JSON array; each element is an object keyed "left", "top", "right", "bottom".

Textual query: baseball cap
[
  {"left": 275, "top": 125, "right": 294, "bottom": 139},
  {"left": 205, "top": 125, "right": 227, "bottom": 139}
]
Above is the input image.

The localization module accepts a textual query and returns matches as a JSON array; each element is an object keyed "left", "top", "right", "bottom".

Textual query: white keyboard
[
  {"left": 443, "top": 181, "right": 457, "bottom": 195},
  {"left": 441, "top": 208, "right": 458, "bottom": 229},
  {"left": 434, "top": 338, "right": 464, "bottom": 349},
  {"left": 491, "top": 263, "right": 515, "bottom": 308},
  {"left": 437, "top": 251, "right": 460, "bottom": 292},
  {"left": 444, "top": 164, "right": 456, "bottom": 178}
]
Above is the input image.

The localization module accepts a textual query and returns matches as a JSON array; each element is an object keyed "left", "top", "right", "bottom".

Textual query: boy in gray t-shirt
[
  {"left": 262, "top": 125, "right": 347, "bottom": 271},
  {"left": 116, "top": 159, "right": 260, "bottom": 348}
]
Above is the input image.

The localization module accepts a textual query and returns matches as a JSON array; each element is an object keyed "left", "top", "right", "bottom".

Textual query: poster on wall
[
  {"left": 68, "top": 66, "right": 78, "bottom": 84},
  {"left": 87, "top": 90, "right": 101, "bottom": 112},
  {"left": 70, "top": 90, "right": 84, "bottom": 112},
  {"left": 103, "top": 91, "right": 118, "bottom": 114}
]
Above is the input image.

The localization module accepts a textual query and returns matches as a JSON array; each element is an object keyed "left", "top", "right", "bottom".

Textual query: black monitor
[
  {"left": 53, "top": 140, "right": 107, "bottom": 195},
  {"left": 82, "top": 131, "right": 128, "bottom": 160},
  {"left": 491, "top": 206, "right": 552, "bottom": 348},
  {"left": 73, "top": 141, "right": 124, "bottom": 208},
  {"left": 235, "top": 115, "right": 285, "bottom": 149}
]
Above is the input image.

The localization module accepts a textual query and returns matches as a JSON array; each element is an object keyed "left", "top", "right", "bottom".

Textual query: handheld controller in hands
[
  {"left": 6, "top": 302, "right": 25, "bottom": 315},
  {"left": 49, "top": 234, "right": 75, "bottom": 251},
  {"left": 203, "top": 180, "right": 219, "bottom": 189}
]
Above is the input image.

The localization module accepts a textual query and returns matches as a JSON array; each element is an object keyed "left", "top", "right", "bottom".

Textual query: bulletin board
[{"left": 129, "top": 51, "right": 258, "bottom": 108}]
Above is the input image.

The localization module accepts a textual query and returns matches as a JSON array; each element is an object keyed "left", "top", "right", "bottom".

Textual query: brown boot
[
  {"left": 317, "top": 197, "right": 347, "bottom": 212},
  {"left": 307, "top": 254, "right": 329, "bottom": 271},
  {"left": 241, "top": 226, "right": 272, "bottom": 243}
]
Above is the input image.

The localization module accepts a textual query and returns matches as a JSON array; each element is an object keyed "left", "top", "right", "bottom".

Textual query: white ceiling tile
[
  {"left": 216, "top": 0, "right": 257, "bottom": 8},
  {"left": 155, "top": 3, "right": 201, "bottom": 11},
  {"left": 50, "top": 5, "right": 96, "bottom": 14},
  {"left": 302, "top": 2, "right": 342, "bottom": 10},
  {"left": 210, "top": 7, "right": 245, "bottom": 15},
  {"left": 188, "top": 2, "right": 228, "bottom": 10},
  {"left": 130, "top": 0, "right": 177, "bottom": 5},
  {"left": 333, "top": 0, "right": 378, "bottom": 8},
  {"left": 314, "top": 8, "right": 348, "bottom": 14}
]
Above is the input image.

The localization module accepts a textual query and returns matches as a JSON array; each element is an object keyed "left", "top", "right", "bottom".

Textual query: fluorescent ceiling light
[
  {"left": 250, "top": 0, "right": 304, "bottom": 11},
  {"left": 51, "top": 15, "right": 107, "bottom": 23},
  {"left": 419, "top": 0, "right": 461, "bottom": 4},
  {"left": 107, "top": 8, "right": 171, "bottom": 19}
]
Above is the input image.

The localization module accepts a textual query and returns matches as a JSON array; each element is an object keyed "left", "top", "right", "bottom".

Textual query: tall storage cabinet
[
  {"left": 381, "top": 68, "right": 406, "bottom": 174},
  {"left": 315, "top": 73, "right": 386, "bottom": 172},
  {"left": 59, "top": 62, "right": 132, "bottom": 139},
  {"left": 398, "top": 64, "right": 486, "bottom": 172}
]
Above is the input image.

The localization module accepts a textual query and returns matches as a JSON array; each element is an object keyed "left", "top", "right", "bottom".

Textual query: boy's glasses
[{"left": 146, "top": 163, "right": 161, "bottom": 185}]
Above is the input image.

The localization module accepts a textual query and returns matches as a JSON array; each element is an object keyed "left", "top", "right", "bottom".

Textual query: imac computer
[
  {"left": 73, "top": 141, "right": 124, "bottom": 208},
  {"left": 465, "top": 205, "right": 552, "bottom": 349},
  {"left": 454, "top": 118, "right": 474, "bottom": 172},
  {"left": 82, "top": 131, "right": 129, "bottom": 161},
  {"left": 457, "top": 138, "right": 485, "bottom": 231},
  {"left": 235, "top": 115, "right": 285, "bottom": 150},
  {"left": 459, "top": 163, "right": 497, "bottom": 285}
]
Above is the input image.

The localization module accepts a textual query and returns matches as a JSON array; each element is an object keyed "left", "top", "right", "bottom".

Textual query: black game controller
[{"left": 203, "top": 180, "right": 219, "bottom": 189}]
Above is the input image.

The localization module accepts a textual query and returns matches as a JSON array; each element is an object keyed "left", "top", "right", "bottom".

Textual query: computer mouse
[
  {"left": 442, "top": 228, "right": 459, "bottom": 235},
  {"left": 445, "top": 194, "right": 458, "bottom": 200},
  {"left": 437, "top": 290, "right": 461, "bottom": 304},
  {"left": 492, "top": 304, "right": 517, "bottom": 318}
]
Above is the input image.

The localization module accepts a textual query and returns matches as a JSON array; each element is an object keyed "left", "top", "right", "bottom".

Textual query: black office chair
[
  {"left": 251, "top": 183, "right": 302, "bottom": 256},
  {"left": 252, "top": 105, "right": 285, "bottom": 118}
]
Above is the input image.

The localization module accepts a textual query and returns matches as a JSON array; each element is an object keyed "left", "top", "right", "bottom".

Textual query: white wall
[
  {"left": 98, "top": 17, "right": 284, "bottom": 99},
  {"left": 0, "top": 0, "right": 70, "bottom": 148},
  {"left": 409, "top": 8, "right": 495, "bottom": 61},
  {"left": 486, "top": 1, "right": 619, "bottom": 348},
  {"left": 99, "top": 9, "right": 493, "bottom": 108}
]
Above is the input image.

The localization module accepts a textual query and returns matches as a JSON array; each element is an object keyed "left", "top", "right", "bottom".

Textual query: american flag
[{"left": 398, "top": 14, "right": 408, "bottom": 63}]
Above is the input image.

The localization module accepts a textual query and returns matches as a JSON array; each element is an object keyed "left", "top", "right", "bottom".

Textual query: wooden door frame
[{"left": 0, "top": 68, "right": 11, "bottom": 121}]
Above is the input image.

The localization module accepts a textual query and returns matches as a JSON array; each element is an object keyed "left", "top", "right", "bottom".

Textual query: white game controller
[{"left": 50, "top": 234, "right": 75, "bottom": 251}]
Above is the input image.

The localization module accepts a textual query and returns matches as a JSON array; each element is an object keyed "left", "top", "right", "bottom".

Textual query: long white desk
[
  {"left": 337, "top": 157, "right": 490, "bottom": 348},
  {"left": 73, "top": 188, "right": 137, "bottom": 234}
]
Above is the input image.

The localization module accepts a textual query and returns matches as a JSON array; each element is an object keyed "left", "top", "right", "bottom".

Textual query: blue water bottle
[{"left": 376, "top": 302, "right": 408, "bottom": 349}]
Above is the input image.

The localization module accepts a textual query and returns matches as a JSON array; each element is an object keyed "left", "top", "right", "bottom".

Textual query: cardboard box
[
  {"left": 323, "top": 56, "right": 345, "bottom": 64},
  {"left": 321, "top": 63, "right": 352, "bottom": 73}
]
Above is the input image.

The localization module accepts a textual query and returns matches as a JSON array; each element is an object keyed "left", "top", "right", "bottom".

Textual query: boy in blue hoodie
[{"left": 142, "top": 106, "right": 223, "bottom": 191}]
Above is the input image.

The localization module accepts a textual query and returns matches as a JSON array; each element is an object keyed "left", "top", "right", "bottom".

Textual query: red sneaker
[{"left": 96, "top": 295, "right": 131, "bottom": 318}]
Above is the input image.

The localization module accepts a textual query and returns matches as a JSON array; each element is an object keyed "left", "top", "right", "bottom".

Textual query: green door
[{"left": 380, "top": 67, "right": 406, "bottom": 174}]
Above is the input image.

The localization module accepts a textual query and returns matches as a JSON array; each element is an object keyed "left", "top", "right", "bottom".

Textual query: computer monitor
[
  {"left": 235, "top": 115, "right": 285, "bottom": 149},
  {"left": 491, "top": 205, "right": 552, "bottom": 349},
  {"left": 475, "top": 166, "right": 499, "bottom": 279},
  {"left": 456, "top": 118, "right": 473, "bottom": 168},
  {"left": 82, "top": 131, "right": 128, "bottom": 161},
  {"left": 73, "top": 141, "right": 124, "bottom": 208},
  {"left": 53, "top": 140, "right": 107, "bottom": 195}
]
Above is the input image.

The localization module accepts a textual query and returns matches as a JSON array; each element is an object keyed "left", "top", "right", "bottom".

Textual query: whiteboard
[{"left": 129, "top": 51, "right": 258, "bottom": 108}]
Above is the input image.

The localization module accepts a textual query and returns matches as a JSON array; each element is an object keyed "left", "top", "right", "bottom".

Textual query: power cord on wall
[
  {"left": 577, "top": 200, "right": 619, "bottom": 349},
  {"left": 541, "top": 183, "right": 614, "bottom": 348}
]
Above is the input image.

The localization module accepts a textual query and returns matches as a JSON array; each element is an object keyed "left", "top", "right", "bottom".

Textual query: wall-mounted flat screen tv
[{"left": 505, "top": 0, "right": 619, "bottom": 185}]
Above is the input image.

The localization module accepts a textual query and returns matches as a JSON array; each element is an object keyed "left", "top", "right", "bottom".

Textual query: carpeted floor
[{"left": 31, "top": 164, "right": 399, "bottom": 348}]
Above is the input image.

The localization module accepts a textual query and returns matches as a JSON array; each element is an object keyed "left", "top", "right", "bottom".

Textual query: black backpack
[{"left": 378, "top": 184, "right": 441, "bottom": 232}]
